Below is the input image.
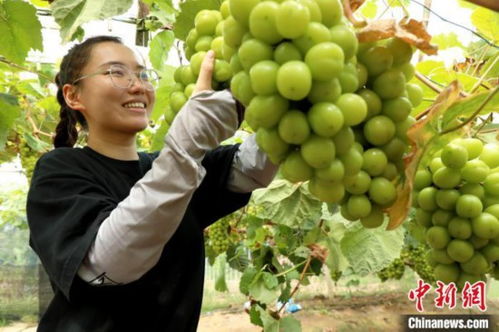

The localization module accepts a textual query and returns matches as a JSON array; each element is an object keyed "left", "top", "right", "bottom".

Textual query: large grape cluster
[
  {"left": 168, "top": 0, "right": 425, "bottom": 229},
  {"left": 414, "top": 138, "right": 499, "bottom": 288},
  {"left": 378, "top": 245, "right": 435, "bottom": 283}
]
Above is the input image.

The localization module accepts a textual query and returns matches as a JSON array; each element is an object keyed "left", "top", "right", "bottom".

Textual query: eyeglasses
[{"left": 72, "top": 64, "right": 160, "bottom": 91}]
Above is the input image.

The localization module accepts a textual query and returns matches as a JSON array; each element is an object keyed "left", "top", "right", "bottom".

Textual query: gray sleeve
[
  {"left": 78, "top": 90, "right": 238, "bottom": 285},
  {"left": 226, "top": 134, "right": 279, "bottom": 193}
]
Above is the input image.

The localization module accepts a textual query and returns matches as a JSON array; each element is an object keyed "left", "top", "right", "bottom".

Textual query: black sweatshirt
[{"left": 27, "top": 144, "right": 250, "bottom": 332}]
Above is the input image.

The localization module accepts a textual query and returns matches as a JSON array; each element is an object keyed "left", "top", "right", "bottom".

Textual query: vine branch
[
  {"left": 439, "top": 86, "right": 499, "bottom": 136},
  {"left": 277, "top": 255, "right": 312, "bottom": 317},
  {"left": 0, "top": 57, "right": 53, "bottom": 82},
  {"left": 464, "top": 0, "right": 499, "bottom": 12}
]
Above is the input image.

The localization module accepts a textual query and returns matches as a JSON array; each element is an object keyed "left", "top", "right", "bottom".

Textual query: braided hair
[{"left": 53, "top": 36, "right": 123, "bottom": 148}]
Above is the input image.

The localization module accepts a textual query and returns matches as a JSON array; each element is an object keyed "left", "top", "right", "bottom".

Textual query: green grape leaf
[
  {"left": 150, "top": 0, "right": 177, "bottom": 25},
  {"left": 249, "top": 306, "right": 264, "bottom": 327},
  {"left": 150, "top": 119, "right": 170, "bottom": 151},
  {"left": 51, "top": 0, "right": 134, "bottom": 42},
  {"left": 340, "top": 220, "right": 404, "bottom": 274},
  {"left": 481, "top": 53, "right": 499, "bottom": 79},
  {"left": 441, "top": 88, "right": 499, "bottom": 129},
  {"left": 149, "top": 30, "right": 175, "bottom": 72},
  {"left": 322, "top": 236, "right": 350, "bottom": 274},
  {"left": 0, "top": 98, "right": 21, "bottom": 148},
  {"left": 30, "top": 0, "right": 50, "bottom": 7},
  {"left": 239, "top": 266, "right": 258, "bottom": 295},
  {"left": 0, "top": 93, "right": 19, "bottom": 106},
  {"left": 257, "top": 307, "right": 279, "bottom": 332},
  {"left": 37, "top": 96, "right": 60, "bottom": 117},
  {"left": 251, "top": 180, "right": 322, "bottom": 228},
  {"left": 279, "top": 316, "right": 302, "bottom": 332},
  {"left": 471, "top": 7, "right": 499, "bottom": 42},
  {"left": 24, "top": 133, "right": 51, "bottom": 152},
  {"left": 151, "top": 92, "right": 171, "bottom": 124},
  {"left": 359, "top": 0, "right": 377, "bottom": 18},
  {"left": 416, "top": 60, "right": 447, "bottom": 77},
  {"left": 227, "top": 244, "right": 249, "bottom": 272},
  {"left": 70, "top": 26, "right": 85, "bottom": 42},
  {"left": 388, "top": 0, "right": 409, "bottom": 7},
  {"left": 214, "top": 253, "right": 228, "bottom": 292},
  {"left": 248, "top": 272, "right": 280, "bottom": 304},
  {"left": 174, "top": 0, "right": 221, "bottom": 41},
  {"left": 431, "top": 32, "right": 465, "bottom": 50},
  {"left": 0, "top": 0, "right": 43, "bottom": 65},
  {"left": 262, "top": 272, "right": 278, "bottom": 290}
]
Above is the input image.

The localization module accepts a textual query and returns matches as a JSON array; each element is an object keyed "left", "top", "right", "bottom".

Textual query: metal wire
[{"left": 409, "top": 0, "right": 499, "bottom": 49}]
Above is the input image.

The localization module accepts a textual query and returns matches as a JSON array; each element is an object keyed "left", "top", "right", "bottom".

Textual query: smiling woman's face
[{"left": 71, "top": 41, "right": 156, "bottom": 137}]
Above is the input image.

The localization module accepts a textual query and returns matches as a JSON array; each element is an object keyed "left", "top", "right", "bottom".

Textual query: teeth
[{"left": 124, "top": 102, "right": 145, "bottom": 108}]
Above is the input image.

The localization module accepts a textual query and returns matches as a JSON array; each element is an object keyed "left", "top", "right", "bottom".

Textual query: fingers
[{"left": 194, "top": 50, "right": 215, "bottom": 94}]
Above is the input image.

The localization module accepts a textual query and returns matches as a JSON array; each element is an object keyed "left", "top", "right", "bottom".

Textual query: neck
[{"left": 86, "top": 131, "right": 138, "bottom": 161}]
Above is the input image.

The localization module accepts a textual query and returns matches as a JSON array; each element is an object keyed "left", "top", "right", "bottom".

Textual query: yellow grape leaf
[
  {"left": 386, "top": 81, "right": 461, "bottom": 230},
  {"left": 357, "top": 18, "right": 438, "bottom": 55}
]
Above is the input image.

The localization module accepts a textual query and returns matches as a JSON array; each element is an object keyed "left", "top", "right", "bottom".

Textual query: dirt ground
[{"left": 2, "top": 293, "right": 498, "bottom": 332}]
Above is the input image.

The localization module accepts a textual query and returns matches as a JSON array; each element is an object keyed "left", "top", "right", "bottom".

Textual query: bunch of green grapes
[
  {"left": 414, "top": 138, "right": 499, "bottom": 288},
  {"left": 378, "top": 246, "right": 435, "bottom": 283},
  {"left": 378, "top": 257, "right": 405, "bottom": 281},
  {"left": 167, "top": 1, "right": 424, "bottom": 230},
  {"left": 336, "top": 38, "right": 421, "bottom": 228},
  {"left": 404, "top": 246, "right": 435, "bottom": 284},
  {"left": 165, "top": 8, "right": 231, "bottom": 127},
  {"left": 207, "top": 216, "right": 232, "bottom": 255},
  {"left": 223, "top": 0, "right": 422, "bottom": 229}
]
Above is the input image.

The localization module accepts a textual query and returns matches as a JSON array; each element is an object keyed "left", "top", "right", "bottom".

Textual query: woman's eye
[{"left": 110, "top": 69, "right": 126, "bottom": 77}]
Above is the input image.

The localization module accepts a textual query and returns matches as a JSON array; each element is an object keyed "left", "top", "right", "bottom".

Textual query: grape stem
[
  {"left": 464, "top": 0, "right": 499, "bottom": 11},
  {"left": 472, "top": 113, "right": 494, "bottom": 137},
  {"left": 0, "top": 57, "right": 53, "bottom": 82},
  {"left": 27, "top": 112, "right": 53, "bottom": 139},
  {"left": 277, "top": 255, "right": 312, "bottom": 317},
  {"left": 439, "top": 85, "right": 499, "bottom": 136},
  {"left": 415, "top": 71, "right": 443, "bottom": 94}
]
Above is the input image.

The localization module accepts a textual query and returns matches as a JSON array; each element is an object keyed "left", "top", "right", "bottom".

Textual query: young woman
[{"left": 27, "top": 35, "right": 277, "bottom": 332}]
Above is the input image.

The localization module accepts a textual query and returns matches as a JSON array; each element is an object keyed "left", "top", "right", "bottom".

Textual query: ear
[{"left": 62, "top": 84, "right": 85, "bottom": 112}]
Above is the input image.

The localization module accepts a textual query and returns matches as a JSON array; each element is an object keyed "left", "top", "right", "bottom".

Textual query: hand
[{"left": 193, "top": 50, "right": 215, "bottom": 94}]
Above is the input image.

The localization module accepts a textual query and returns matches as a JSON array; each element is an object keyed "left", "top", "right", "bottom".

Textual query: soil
[
  {"left": 198, "top": 293, "right": 499, "bottom": 332},
  {"left": 2, "top": 292, "right": 498, "bottom": 332}
]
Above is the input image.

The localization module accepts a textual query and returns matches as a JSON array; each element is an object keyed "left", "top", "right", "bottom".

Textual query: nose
[{"left": 128, "top": 75, "right": 147, "bottom": 93}]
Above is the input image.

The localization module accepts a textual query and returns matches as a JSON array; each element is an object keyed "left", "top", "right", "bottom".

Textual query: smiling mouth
[{"left": 123, "top": 102, "right": 146, "bottom": 109}]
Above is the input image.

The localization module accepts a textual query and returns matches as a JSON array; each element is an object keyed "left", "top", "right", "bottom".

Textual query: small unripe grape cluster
[
  {"left": 377, "top": 245, "right": 435, "bottom": 284},
  {"left": 414, "top": 138, "right": 499, "bottom": 288},
  {"left": 19, "top": 140, "right": 39, "bottom": 181},
  {"left": 207, "top": 216, "right": 232, "bottom": 255}
]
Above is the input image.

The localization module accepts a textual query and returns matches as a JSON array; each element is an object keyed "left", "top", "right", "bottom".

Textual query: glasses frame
[{"left": 72, "top": 64, "right": 160, "bottom": 91}]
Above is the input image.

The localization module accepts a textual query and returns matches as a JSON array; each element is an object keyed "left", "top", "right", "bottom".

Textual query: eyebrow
[{"left": 98, "top": 61, "right": 146, "bottom": 70}]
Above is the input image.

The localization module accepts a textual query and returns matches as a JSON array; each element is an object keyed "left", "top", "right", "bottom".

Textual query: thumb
[{"left": 194, "top": 50, "right": 215, "bottom": 93}]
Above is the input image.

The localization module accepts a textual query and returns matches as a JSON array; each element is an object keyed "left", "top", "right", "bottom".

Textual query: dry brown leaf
[
  {"left": 356, "top": 18, "right": 438, "bottom": 55},
  {"left": 343, "top": 0, "right": 368, "bottom": 27},
  {"left": 349, "top": 0, "right": 367, "bottom": 12},
  {"left": 356, "top": 19, "right": 396, "bottom": 43},
  {"left": 307, "top": 243, "right": 328, "bottom": 264},
  {"left": 386, "top": 81, "right": 462, "bottom": 230},
  {"left": 396, "top": 18, "right": 438, "bottom": 55}
]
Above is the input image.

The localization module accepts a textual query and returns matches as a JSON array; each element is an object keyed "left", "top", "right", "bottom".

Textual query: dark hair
[{"left": 53, "top": 36, "right": 123, "bottom": 148}]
